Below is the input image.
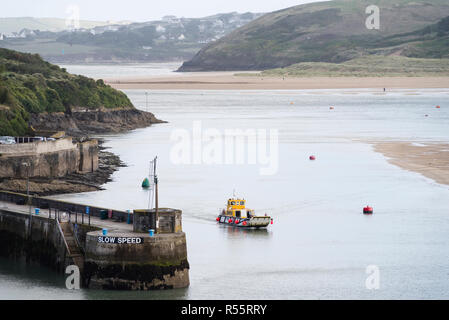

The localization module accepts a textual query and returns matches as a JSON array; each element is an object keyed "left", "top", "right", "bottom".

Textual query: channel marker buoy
[
  {"left": 363, "top": 205, "right": 373, "bottom": 214},
  {"left": 142, "top": 177, "right": 150, "bottom": 188}
]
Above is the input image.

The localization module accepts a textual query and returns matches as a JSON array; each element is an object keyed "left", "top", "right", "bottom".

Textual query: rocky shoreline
[
  {"left": 30, "top": 108, "right": 165, "bottom": 137},
  {"left": 0, "top": 140, "right": 126, "bottom": 196},
  {"left": 0, "top": 108, "right": 164, "bottom": 196}
]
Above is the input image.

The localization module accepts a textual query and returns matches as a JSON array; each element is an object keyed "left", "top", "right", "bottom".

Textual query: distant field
[
  {"left": 236, "top": 56, "right": 449, "bottom": 77},
  {"left": 1, "top": 39, "right": 99, "bottom": 55},
  {"left": 0, "top": 17, "right": 112, "bottom": 34}
]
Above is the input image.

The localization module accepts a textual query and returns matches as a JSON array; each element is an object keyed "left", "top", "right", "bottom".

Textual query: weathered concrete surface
[
  {"left": 0, "top": 142, "right": 120, "bottom": 196},
  {"left": 133, "top": 208, "right": 183, "bottom": 234},
  {"left": 0, "top": 137, "right": 75, "bottom": 156},
  {"left": 84, "top": 231, "right": 190, "bottom": 290},
  {"left": 0, "top": 208, "right": 71, "bottom": 273},
  {"left": 0, "top": 138, "right": 99, "bottom": 179},
  {"left": 0, "top": 191, "right": 131, "bottom": 223},
  {"left": 0, "top": 199, "right": 190, "bottom": 291},
  {"left": 0, "top": 198, "right": 132, "bottom": 231},
  {"left": 78, "top": 139, "right": 99, "bottom": 173}
]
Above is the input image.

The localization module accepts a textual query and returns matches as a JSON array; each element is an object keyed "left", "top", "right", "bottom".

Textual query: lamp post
[
  {"left": 22, "top": 162, "right": 31, "bottom": 236},
  {"left": 148, "top": 156, "right": 158, "bottom": 233},
  {"left": 154, "top": 157, "right": 158, "bottom": 233}
]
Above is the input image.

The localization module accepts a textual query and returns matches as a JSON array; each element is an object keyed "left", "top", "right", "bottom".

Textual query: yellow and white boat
[{"left": 216, "top": 197, "right": 272, "bottom": 228}]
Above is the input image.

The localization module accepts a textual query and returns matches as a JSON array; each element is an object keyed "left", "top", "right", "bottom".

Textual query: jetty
[{"left": 0, "top": 190, "right": 189, "bottom": 290}]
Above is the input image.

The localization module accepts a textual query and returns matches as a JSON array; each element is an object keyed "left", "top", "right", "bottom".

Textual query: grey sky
[{"left": 0, "top": 0, "right": 322, "bottom": 22}]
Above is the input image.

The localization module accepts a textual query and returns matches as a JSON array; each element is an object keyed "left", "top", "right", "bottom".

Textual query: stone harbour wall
[
  {"left": 0, "top": 138, "right": 98, "bottom": 179},
  {"left": 0, "top": 201, "right": 190, "bottom": 291},
  {"left": 84, "top": 231, "right": 190, "bottom": 290},
  {"left": 0, "top": 209, "right": 71, "bottom": 273},
  {"left": 78, "top": 139, "right": 98, "bottom": 173}
]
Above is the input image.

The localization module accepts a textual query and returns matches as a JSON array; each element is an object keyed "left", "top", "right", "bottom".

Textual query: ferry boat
[{"left": 216, "top": 197, "right": 272, "bottom": 228}]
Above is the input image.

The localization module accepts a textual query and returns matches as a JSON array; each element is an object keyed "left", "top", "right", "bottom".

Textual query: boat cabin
[{"left": 223, "top": 198, "right": 255, "bottom": 219}]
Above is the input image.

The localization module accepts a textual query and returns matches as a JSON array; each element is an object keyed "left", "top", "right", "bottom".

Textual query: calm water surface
[
  {"left": 60, "top": 62, "right": 182, "bottom": 80},
  {"left": 1, "top": 64, "right": 449, "bottom": 299}
]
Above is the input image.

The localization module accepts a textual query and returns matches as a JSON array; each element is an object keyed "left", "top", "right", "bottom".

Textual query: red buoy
[
  {"left": 309, "top": 155, "right": 316, "bottom": 160},
  {"left": 436, "top": 105, "right": 441, "bottom": 108},
  {"left": 242, "top": 221, "right": 247, "bottom": 226},
  {"left": 271, "top": 218, "right": 273, "bottom": 225},
  {"left": 363, "top": 206, "right": 373, "bottom": 214},
  {"left": 235, "top": 219, "right": 239, "bottom": 224},
  {"left": 216, "top": 217, "right": 220, "bottom": 221},
  {"left": 228, "top": 219, "right": 232, "bottom": 223}
]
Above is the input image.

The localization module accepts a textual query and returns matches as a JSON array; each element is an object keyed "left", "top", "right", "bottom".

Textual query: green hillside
[
  {"left": 0, "top": 48, "right": 133, "bottom": 136},
  {"left": 178, "top": 0, "right": 449, "bottom": 71},
  {"left": 246, "top": 56, "right": 449, "bottom": 77},
  {"left": 0, "top": 17, "right": 113, "bottom": 34},
  {"left": 0, "top": 13, "right": 263, "bottom": 63}
]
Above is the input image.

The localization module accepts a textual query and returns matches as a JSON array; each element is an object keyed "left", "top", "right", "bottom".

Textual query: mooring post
[
  {"left": 86, "top": 206, "right": 90, "bottom": 226},
  {"left": 21, "top": 162, "right": 32, "bottom": 237},
  {"left": 154, "top": 156, "right": 159, "bottom": 234}
]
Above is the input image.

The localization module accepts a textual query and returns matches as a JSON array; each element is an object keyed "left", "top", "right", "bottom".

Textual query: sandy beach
[
  {"left": 106, "top": 73, "right": 449, "bottom": 90},
  {"left": 105, "top": 71, "right": 449, "bottom": 186},
  {"left": 373, "top": 142, "right": 449, "bottom": 186}
]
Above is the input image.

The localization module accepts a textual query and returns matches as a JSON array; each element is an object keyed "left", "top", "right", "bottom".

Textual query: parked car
[{"left": 0, "top": 136, "right": 16, "bottom": 144}]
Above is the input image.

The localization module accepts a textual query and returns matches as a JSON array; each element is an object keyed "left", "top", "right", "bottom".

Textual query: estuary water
[
  {"left": 1, "top": 63, "right": 449, "bottom": 299},
  {"left": 59, "top": 62, "right": 182, "bottom": 80}
]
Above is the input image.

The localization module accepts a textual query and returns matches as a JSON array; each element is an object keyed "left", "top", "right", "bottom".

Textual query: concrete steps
[{"left": 60, "top": 222, "right": 84, "bottom": 272}]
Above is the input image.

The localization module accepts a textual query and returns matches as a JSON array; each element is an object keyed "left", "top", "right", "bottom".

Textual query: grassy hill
[
  {"left": 241, "top": 56, "right": 449, "bottom": 77},
  {"left": 0, "top": 48, "right": 133, "bottom": 136},
  {"left": 0, "top": 12, "right": 263, "bottom": 63},
  {"left": 0, "top": 17, "right": 114, "bottom": 34},
  {"left": 178, "top": 0, "right": 449, "bottom": 71}
]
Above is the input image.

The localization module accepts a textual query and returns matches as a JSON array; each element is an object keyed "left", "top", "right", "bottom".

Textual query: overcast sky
[{"left": 0, "top": 0, "right": 322, "bottom": 22}]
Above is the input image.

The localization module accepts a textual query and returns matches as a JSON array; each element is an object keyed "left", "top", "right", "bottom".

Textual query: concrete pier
[
  {"left": 0, "top": 137, "right": 98, "bottom": 179},
  {"left": 84, "top": 231, "right": 189, "bottom": 290},
  {"left": 0, "top": 192, "right": 190, "bottom": 290}
]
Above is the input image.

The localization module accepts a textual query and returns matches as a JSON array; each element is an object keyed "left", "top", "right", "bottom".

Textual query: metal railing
[
  {"left": 55, "top": 216, "right": 74, "bottom": 263},
  {"left": 0, "top": 190, "right": 130, "bottom": 223},
  {"left": 69, "top": 222, "right": 85, "bottom": 255}
]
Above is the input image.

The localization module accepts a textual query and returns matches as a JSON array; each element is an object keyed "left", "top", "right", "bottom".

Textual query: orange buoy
[
  {"left": 436, "top": 105, "right": 441, "bottom": 108},
  {"left": 363, "top": 206, "right": 373, "bottom": 214},
  {"left": 309, "top": 155, "right": 316, "bottom": 160}
]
